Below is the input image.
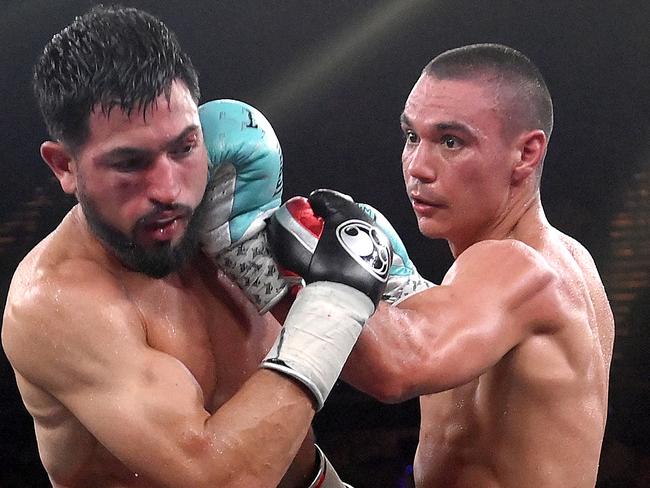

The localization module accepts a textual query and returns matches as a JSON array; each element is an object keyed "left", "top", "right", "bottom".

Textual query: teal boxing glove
[
  {"left": 199, "top": 99, "right": 292, "bottom": 312},
  {"left": 357, "top": 203, "right": 435, "bottom": 304}
]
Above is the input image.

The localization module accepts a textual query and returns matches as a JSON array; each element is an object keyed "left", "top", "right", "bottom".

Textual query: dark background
[{"left": 1, "top": 1, "right": 649, "bottom": 486}]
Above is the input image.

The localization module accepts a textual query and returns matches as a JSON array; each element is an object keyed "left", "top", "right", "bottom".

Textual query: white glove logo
[{"left": 336, "top": 220, "right": 390, "bottom": 282}]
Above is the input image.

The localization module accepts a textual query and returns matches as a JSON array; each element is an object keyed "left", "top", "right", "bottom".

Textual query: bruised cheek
[
  {"left": 112, "top": 175, "right": 149, "bottom": 201},
  {"left": 102, "top": 175, "right": 152, "bottom": 225}
]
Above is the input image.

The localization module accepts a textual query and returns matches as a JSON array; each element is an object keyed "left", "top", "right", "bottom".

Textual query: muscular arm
[
  {"left": 344, "top": 239, "right": 559, "bottom": 402},
  {"left": 3, "top": 260, "right": 315, "bottom": 488}
]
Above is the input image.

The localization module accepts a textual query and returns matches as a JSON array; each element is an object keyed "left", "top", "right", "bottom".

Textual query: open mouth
[{"left": 140, "top": 214, "right": 186, "bottom": 242}]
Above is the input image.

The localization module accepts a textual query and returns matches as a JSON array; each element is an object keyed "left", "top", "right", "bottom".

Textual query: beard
[{"left": 78, "top": 194, "right": 203, "bottom": 279}]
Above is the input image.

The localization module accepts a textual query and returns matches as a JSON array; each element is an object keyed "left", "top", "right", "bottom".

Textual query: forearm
[
  {"left": 194, "top": 369, "right": 316, "bottom": 487},
  {"left": 342, "top": 303, "right": 419, "bottom": 403},
  {"left": 278, "top": 429, "right": 317, "bottom": 488},
  {"left": 198, "top": 282, "right": 372, "bottom": 486},
  {"left": 339, "top": 202, "right": 437, "bottom": 402}
]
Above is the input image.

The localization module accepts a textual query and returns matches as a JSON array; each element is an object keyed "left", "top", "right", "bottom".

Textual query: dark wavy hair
[{"left": 33, "top": 5, "right": 200, "bottom": 151}]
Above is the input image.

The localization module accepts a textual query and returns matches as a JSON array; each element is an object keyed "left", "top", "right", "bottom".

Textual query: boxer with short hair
[
  {"left": 359, "top": 43, "right": 614, "bottom": 488},
  {"left": 270, "top": 44, "right": 615, "bottom": 487},
  {"left": 1, "top": 5, "right": 389, "bottom": 487}
]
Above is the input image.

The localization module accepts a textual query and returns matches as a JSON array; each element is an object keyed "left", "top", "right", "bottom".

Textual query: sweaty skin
[
  {"left": 2, "top": 83, "right": 316, "bottom": 488},
  {"left": 345, "top": 74, "right": 614, "bottom": 487}
]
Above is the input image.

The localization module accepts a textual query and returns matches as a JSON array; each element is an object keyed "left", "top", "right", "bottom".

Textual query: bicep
[
  {"left": 348, "top": 248, "right": 552, "bottom": 399},
  {"left": 343, "top": 290, "right": 510, "bottom": 401},
  {"left": 7, "top": 285, "right": 211, "bottom": 481},
  {"left": 60, "top": 340, "right": 211, "bottom": 475},
  {"left": 396, "top": 287, "right": 521, "bottom": 391},
  {"left": 396, "top": 243, "right": 555, "bottom": 392}
]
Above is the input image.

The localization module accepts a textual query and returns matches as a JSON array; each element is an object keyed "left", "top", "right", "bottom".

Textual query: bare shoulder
[
  {"left": 451, "top": 238, "right": 553, "bottom": 272},
  {"left": 2, "top": 244, "right": 142, "bottom": 392},
  {"left": 546, "top": 228, "right": 615, "bottom": 351},
  {"left": 551, "top": 229, "right": 605, "bottom": 286},
  {"left": 442, "top": 239, "right": 563, "bottom": 333},
  {"left": 445, "top": 239, "right": 558, "bottom": 294}
]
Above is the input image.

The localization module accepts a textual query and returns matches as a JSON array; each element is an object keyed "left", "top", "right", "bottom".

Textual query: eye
[
  {"left": 174, "top": 142, "right": 195, "bottom": 155},
  {"left": 171, "top": 134, "right": 199, "bottom": 157},
  {"left": 403, "top": 130, "right": 419, "bottom": 144},
  {"left": 441, "top": 135, "right": 462, "bottom": 149},
  {"left": 177, "top": 143, "right": 194, "bottom": 154},
  {"left": 112, "top": 158, "right": 147, "bottom": 172}
]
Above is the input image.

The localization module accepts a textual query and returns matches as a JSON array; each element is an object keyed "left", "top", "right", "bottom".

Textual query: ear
[
  {"left": 511, "top": 130, "right": 547, "bottom": 185},
  {"left": 40, "top": 141, "right": 78, "bottom": 194}
]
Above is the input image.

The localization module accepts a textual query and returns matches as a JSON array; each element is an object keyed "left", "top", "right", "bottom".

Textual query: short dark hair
[
  {"left": 424, "top": 43, "right": 553, "bottom": 139},
  {"left": 33, "top": 5, "right": 200, "bottom": 150}
]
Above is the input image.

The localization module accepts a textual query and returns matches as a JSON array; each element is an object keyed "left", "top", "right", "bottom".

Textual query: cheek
[
  {"left": 400, "top": 148, "right": 409, "bottom": 174},
  {"left": 458, "top": 166, "right": 509, "bottom": 216},
  {"left": 401, "top": 157, "right": 409, "bottom": 183},
  {"left": 80, "top": 171, "right": 134, "bottom": 207},
  {"left": 401, "top": 147, "right": 420, "bottom": 187},
  {"left": 442, "top": 165, "right": 491, "bottom": 215},
  {"left": 182, "top": 159, "right": 209, "bottom": 205},
  {"left": 108, "top": 176, "right": 150, "bottom": 212},
  {"left": 177, "top": 159, "right": 208, "bottom": 208},
  {"left": 88, "top": 172, "right": 154, "bottom": 226},
  {"left": 106, "top": 184, "right": 147, "bottom": 228},
  {"left": 442, "top": 163, "right": 481, "bottom": 199}
]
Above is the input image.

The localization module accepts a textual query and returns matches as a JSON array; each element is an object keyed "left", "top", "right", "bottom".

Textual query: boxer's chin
[{"left": 80, "top": 197, "right": 201, "bottom": 278}]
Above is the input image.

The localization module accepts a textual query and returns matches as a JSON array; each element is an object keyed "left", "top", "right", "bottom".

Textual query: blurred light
[{"left": 257, "top": 0, "right": 431, "bottom": 121}]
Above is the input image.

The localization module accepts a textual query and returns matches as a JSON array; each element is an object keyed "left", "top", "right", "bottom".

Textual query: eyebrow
[
  {"left": 100, "top": 124, "right": 200, "bottom": 162},
  {"left": 164, "top": 124, "right": 201, "bottom": 151},
  {"left": 400, "top": 112, "right": 477, "bottom": 140}
]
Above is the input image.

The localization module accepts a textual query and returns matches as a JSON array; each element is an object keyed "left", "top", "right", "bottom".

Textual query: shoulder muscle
[
  {"left": 3, "top": 257, "right": 145, "bottom": 394},
  {"left": 444, "top": 239, "right": 558, "bottom": 326}
]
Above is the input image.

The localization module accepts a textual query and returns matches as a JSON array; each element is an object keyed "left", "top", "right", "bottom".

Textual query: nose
[
  {"left": 147, "top": 154, "right": 181, "bottom": 205},
  {"left": 403, "top": 141, "right": 436, "bottom": 183}
]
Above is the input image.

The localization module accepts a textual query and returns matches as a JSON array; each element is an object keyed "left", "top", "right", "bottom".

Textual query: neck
[
  {"left": 70, "top": 204, "right": 127, "bottom": 271},
  {"left": 447, "top": 189, "right": 546, "bottom": 258}
]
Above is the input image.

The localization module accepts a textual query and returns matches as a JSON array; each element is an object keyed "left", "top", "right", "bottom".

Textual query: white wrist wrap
[
  {"left": 215, "top": 230, "right": 290, "bottom": 313},
  {"left": 307, "top": 445, "right": 353, "bottom": 488},
  {"left": 261, "top": 282, "right": 373, "bottom": 410}
]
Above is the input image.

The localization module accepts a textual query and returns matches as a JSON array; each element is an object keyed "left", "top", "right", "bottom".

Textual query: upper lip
[
  {"left": 143, "top": 210, "right": 186, "bottom": 227},
  {"left": 410, "top": 191, "right": 446, "bottom": 208}
]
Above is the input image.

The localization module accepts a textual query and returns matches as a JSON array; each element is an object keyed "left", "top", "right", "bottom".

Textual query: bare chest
[
  {"left": 415, "top": 341, "right": 607, "bottom": 487},
  {"left": 416, "top": 357, "right": 556, "bottom": 465},
  {"left": 419, "top": 379, "right": 485, "bottom": 446},
  {"left": 125, "top": 268, "right": 279, "bottom": 412}
]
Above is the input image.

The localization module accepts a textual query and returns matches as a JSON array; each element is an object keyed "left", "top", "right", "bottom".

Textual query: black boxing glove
[
  {"left": 261, "top": 189, "right": 392, "bottom": 409},
  {"left": 267, "top": 189, "right": 392, "bottom": 308}
]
